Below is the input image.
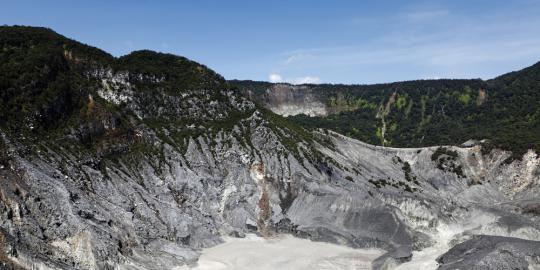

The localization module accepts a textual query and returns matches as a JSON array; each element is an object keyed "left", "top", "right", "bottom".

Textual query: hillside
[
  {"left": 0, "top": 26, "right": 539, "bottom": 270},
  {"left": 231, "top": 64, "right": 540, "bottom": 160},
  {"left": 0, "top": 26, "right": 344, "bottom": 269}
]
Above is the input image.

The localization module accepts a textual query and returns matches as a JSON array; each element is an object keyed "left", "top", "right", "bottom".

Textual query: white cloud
[
  {"left": 265, "top": 5, "right": 540, "bottom": 84},
  {"left": 291, "top": 76, "right": 321, "bottom": 84},
  {"left": 269, "top": 73, "right": 283, "bottom": 83},
  {"left": 268, "top": 74, "right": 321, "bottom": 84},
  {"left": 271, "top": 11, "right": 540, "bottom": 83}
]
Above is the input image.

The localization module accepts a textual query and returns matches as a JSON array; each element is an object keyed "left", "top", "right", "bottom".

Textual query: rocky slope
[{"left": 1, "top": 26, "right": 539, "bottom": 270}]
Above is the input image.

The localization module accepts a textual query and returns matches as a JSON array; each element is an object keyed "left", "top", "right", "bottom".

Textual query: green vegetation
[
  {"left": 116, "top": 50, "right": 227, "bottom": 94},
  {"left": 402, "top": 161, "right": 417, "bottom": 183},
  {"left": 458, "top": 86, "right": 472, "bottom": 105},
  {"left": 328, "top": 94, "right": 377, "bottom": 111},
  {"left": 2, "top": 25, "right": 539, "bottom": 168},
  {"left": 0, "top": 27, "right": 231, "bottom": 142},
  {"left": 431, "top": 147, "right": 458, "bottom": 161},
  {"left": 431, "top": 147, "right": 465, "bottom": 178},
  {"left": 258, "top": 106, "right": 328, "bottom": 165},
  {"left": 395, "top": 94, "right": 407, "bottom": 109},
  {"left": 0, "top": 26, "right": 109, "bottom": 136},
  {"left": 458, "top": 93, "right": 471, "bottom": 105},
  {"left": 0, "top": 138, "right": 9, "bottom": 167},
  {"left": 0, "top": 26, "right": 327, "bottom": 176},
  {"left": 368, "top": 177, "right": 417, "bottom": 193},
  {"left": 392, "top": 156, "right": 419, "bottom": 184},
  {"left": 232, "top": 62, "right": 540, "bottom": 160}
]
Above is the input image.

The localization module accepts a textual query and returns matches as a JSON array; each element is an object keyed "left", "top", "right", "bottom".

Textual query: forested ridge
[
  {"left": 0, "top": 26, "right": 316, "bottom": 163},
  {"left": 1, "top": 25, "right": 539, "bottom": 162},
  {"left": 232, "top": 61, "right": 540, "bottom": 160},
  {"left": 0, "top": 26, "right": 229, "bottom": 135}
]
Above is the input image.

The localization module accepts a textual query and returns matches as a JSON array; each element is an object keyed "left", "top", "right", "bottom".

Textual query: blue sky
[{"left": 2, "top": 0, "right": 540, "bottom": 84}]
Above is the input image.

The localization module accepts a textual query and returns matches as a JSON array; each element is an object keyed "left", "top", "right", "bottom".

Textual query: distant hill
[{"left": 231, "top": 62, "right": 540, "bottom": 160}]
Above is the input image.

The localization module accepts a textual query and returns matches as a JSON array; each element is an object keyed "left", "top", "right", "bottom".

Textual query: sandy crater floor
[{"left": 181, "top": 234, "right": 383, "bottom": 270}]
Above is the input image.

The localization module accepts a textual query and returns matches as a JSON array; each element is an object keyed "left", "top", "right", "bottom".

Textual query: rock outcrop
[{"left": 437, "top": 235, "right": 540, "bottom": 270}]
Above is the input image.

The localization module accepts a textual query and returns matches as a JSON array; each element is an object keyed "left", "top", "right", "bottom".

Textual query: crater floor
[{"left": 182, "top": 234, "right": 383, "bottom": 270}]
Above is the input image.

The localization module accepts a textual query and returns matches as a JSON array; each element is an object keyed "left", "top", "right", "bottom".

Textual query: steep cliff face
[
  {"left": 436, "top": 235, "right": 540, "bottom": 270},
  {"left": 241, "top": 83, "right": 328, "bottom": 117},
  {"left": 1, "top": 27, "right": 540, "bottom": 270}
]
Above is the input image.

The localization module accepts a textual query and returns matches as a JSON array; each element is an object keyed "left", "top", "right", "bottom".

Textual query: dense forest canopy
[
  {"left": 0, "top": 26, "right": 228, "bottom": 134},
  {"left": 231, "top": 62, "right": 540, "bottom": 160}
]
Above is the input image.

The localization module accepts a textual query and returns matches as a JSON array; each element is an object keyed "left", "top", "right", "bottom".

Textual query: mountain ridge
[
  {"left": 231, "top": 61, "right": 540, "bottom": 159},
  {"left": 1, "top": 26, "right": 539, "bottom": 270}
]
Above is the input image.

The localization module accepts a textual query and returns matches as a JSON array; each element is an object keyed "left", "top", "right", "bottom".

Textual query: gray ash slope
[{"left": 1, "top": 26, "right": 539, "bottom": 270}]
